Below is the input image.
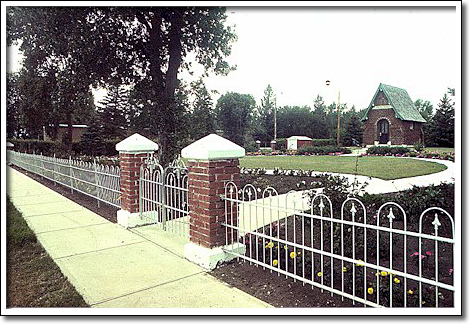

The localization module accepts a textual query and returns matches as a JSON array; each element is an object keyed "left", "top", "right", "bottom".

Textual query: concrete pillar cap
[
  {"left": 182, "top": 134, "right": 245, "bottom": 160},
  {"left": 115, "top": 133, "right": 159, "bottom": 153}
]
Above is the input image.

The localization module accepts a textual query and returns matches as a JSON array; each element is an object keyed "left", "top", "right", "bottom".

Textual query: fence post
[
  {"left": 39, "top": 153, "right": 44, "bottom": 178},
  {"left": 53, "top": 153, "right": 57, "bottom": 186},
  {"left": 69, "top": 156, "right": 74, "bottom": 194},
  {"left": 181, "top": 133, "right": 246, "bottom": 270},
  {"left": 116, "top": 133, "right": 159, "bottom": 228},
  {"left": 93, "top": 158, "right": 100, "bottom": 208}
]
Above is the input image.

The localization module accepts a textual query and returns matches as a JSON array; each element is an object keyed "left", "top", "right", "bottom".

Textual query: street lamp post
[{"left": 326, "top": 80, "right": 341, "bottom": 147}]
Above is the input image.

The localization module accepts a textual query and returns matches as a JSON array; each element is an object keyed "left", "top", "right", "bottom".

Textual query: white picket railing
[
  {"left": 222, "top": 182, "right": 454, "bottom": 308},
  {"left": 8, "top": 151, "right": 121, "bottom": 208}
]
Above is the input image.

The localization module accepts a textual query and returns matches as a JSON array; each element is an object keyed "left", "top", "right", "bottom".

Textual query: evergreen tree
[
  {"left": 427, "top": 93, "right": 454, "bottom": 147},
  {"left": 257, "top": 84, "right": 276, "bottom": 142},
  {"left": 312, "top": 95, "right": 329, "bottom": 138},
  {"left": 342, "top": 115, "right": 363, "bottom": 147},
  {"left": 188, "top": 79, "right": 215, "bottom": 140},
  {"left": 97, "top": 85, "right": 129, "bottom": 140},
  {"left": 80, "top": 114, "right": 105, "bottom": 156}
]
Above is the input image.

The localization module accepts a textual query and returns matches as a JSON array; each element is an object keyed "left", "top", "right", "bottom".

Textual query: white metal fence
[
  {"left": 139, "top": 158, "right": 189, "bottom": 238},
  {"left": 8, "top": 151, "right": 121, "bottom": 208},
  {"left": 222, "top": 182, "right": 455, "bottom": 308}
]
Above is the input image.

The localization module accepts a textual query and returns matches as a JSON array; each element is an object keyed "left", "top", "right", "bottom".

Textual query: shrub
[
  {"left": 8, "top": 138, "right": 121, "bottom": 158},
  {"left": 297, "top": 146, "right": 352, "bottom": 155},
  {"left": 275, "top": 138, "right": 287, "bottom": 150},
  {"left": 311, "top": 138, "right": 336, "bottom": 147},
  {"left": 366, "top": 146, "right": 410, "bottom": 155},
  {"left": 392, "top": 182, "right": 454, "bottom": 223},
  {"left": 413, "top": 141, "right": 424, "bottom": 152},
  {"left": 244, "top": 140, "right": 258, "bottom": 153}
]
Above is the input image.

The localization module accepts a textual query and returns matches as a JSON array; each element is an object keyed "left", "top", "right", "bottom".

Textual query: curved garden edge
[{"left": 244, "top": 156, "right": 455, "bottom": 195}]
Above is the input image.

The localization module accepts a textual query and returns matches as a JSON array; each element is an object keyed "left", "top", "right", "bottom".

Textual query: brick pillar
[
  {"left": 187, "top": 158, "right": 240, "bottom": 248},
  {"left": 116, "top": 134, "right": 159, "bottom": 228},
  {"left": 182, "top": 134, "right": 246, "bottom": 270},
  {"left": 119, "top": 152, "right": 147, "bottom": 214}
]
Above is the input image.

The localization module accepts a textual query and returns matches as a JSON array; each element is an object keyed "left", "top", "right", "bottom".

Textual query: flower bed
[{"left": 361, "top": 151, "right": 454, "bottom": 162}]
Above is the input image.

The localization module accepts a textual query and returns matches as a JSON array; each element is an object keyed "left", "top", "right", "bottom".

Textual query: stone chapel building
[{"left": 361, "top": 83, "right": 426, "bottom": 146}]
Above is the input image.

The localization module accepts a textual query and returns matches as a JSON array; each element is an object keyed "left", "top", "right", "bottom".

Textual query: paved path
[
  {"left": 237, "top": 157, "right": 456, "bottom": 231},
  {"left": 261, "top": 157, "right": 455, "bottom": 195},
  {"left": 6, "top": 166, "right": 272, "bottom": 309}
]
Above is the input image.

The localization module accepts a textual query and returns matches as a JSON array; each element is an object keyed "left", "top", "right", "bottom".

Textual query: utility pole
[
  {"left": 326, "top": 80, "right": 341, "bottom": 147},
  {"left": 274, "top": 96, "right": 277, "bottom": 140},
  {"left": 336, "top": 89, "right": 341, "bottom": 147}
]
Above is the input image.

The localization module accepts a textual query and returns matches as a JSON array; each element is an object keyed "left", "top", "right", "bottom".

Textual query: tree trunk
[{"left": 165, "top": 10, "right": 183, "bottom": 98}]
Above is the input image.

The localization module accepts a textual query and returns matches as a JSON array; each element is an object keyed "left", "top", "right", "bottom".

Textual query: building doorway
[{"left": 378, "top": 119, "right": 389, "bottom": 144}]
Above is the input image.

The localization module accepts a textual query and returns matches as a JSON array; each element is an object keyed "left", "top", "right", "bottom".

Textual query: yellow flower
[
  {"left": 375, "top": 272, "right": 379, "bottom": 276},
  {"left": 272, "top": 259, "right": 278, "bottom": 266},
  {"left": 408, "top": 290, "right": 414, "bottom": 295},
  {"left": 356, "top": 260, "right": 364, "bottom": 267},
  {"left": 284, "top": 245, "right": 288, "bottom": 250},
  {"left": 290, "top": 251, "right": 296, "bottom": 259},
  {"left": 265, "top": 241, "right": 274, "bottom": 249},
  {"left": 394, "top": 278, "right": 400, "bottom": 284},
  {"left": 317, "top": 272, "right": 323, "bottom": 277},
  {"left": 343, "top": 267, "right": 347, "bottom": 272},
  {"left": 380, "top": 271, "right": 389, "bottom": 277},
  {"left": 367, "top": 287, "right": 374, "bottom": 295}
]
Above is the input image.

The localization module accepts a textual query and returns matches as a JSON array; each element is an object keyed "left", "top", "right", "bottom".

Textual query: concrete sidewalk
[{"left": 6, "top": 166, "right": 272, "bottom": 309}]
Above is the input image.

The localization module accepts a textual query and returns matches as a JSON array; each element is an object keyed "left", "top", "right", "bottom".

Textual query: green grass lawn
[
  {"left": 239, "top": 155, "right": 447, "bottom": 180},
  {"left": 7, "top": 196, "right": 88, "bottom": 307}
]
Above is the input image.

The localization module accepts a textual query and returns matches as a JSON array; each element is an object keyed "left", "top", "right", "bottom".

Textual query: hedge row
[
  {"left": 7, "top": 139, "right": 120, "bottom": 158},
  {"left": 297, "top": 145, "right": 352, "bottom": 155},
  {"left": 366, "top": 146, "right": 410, "bottom": 155},
  {"left": 310, "top": 138, "right": 336, "bottom": 147}
]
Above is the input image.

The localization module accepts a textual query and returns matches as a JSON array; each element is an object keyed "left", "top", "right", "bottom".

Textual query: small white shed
[{"left": 287, "top": 136, "right": 313, "bottom": 151}]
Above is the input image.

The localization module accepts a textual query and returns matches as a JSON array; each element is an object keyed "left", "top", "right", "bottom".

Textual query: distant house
[
  {"left": 287, "top": 136, "right": 313, "bottom": 151},
  {"left": 361, "top": 83, "right": 426, "bottom": 146},
  {"left": 44, "top": 124, "right": 88, "bottom": 143}
]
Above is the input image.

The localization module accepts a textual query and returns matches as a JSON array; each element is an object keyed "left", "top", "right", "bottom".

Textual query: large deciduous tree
[
  {"left": 8, "top": 7, "right": 110, "bottom": 148},
  {"left": 95, "top": 7, "right": 236, "bottom": 165},
  {"left": 8, "top": 7, "right": 236, "bottom": 165},
  {"left": 216, "top": 92, "right": 256, "bottom": 147},
  {"left": 6, "top": 72, "right": 23, "bottom": 138}
]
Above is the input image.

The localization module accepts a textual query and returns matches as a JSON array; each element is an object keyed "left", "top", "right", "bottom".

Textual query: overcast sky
[
  {"left": 6, "top": 3, "right": 461, "bottom": 112},
  {"left": 184, "top": 5, "right": 460, "bottom": 111}
]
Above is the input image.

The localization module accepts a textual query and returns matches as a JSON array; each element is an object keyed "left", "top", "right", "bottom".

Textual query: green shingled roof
[{"left": 362, "top": 83, "right": 426, "bottom": 123}]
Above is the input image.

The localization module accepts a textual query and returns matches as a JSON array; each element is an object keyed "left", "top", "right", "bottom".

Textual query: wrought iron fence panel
[
  {"left": 139, "top": 158, "right": 189, "bottom": 238},
  {"left": 222, "top": 182, "right": 455, "bottom": 308},
  {"left": 8, "top": 151, "right": 120, "bottom": 208}
]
